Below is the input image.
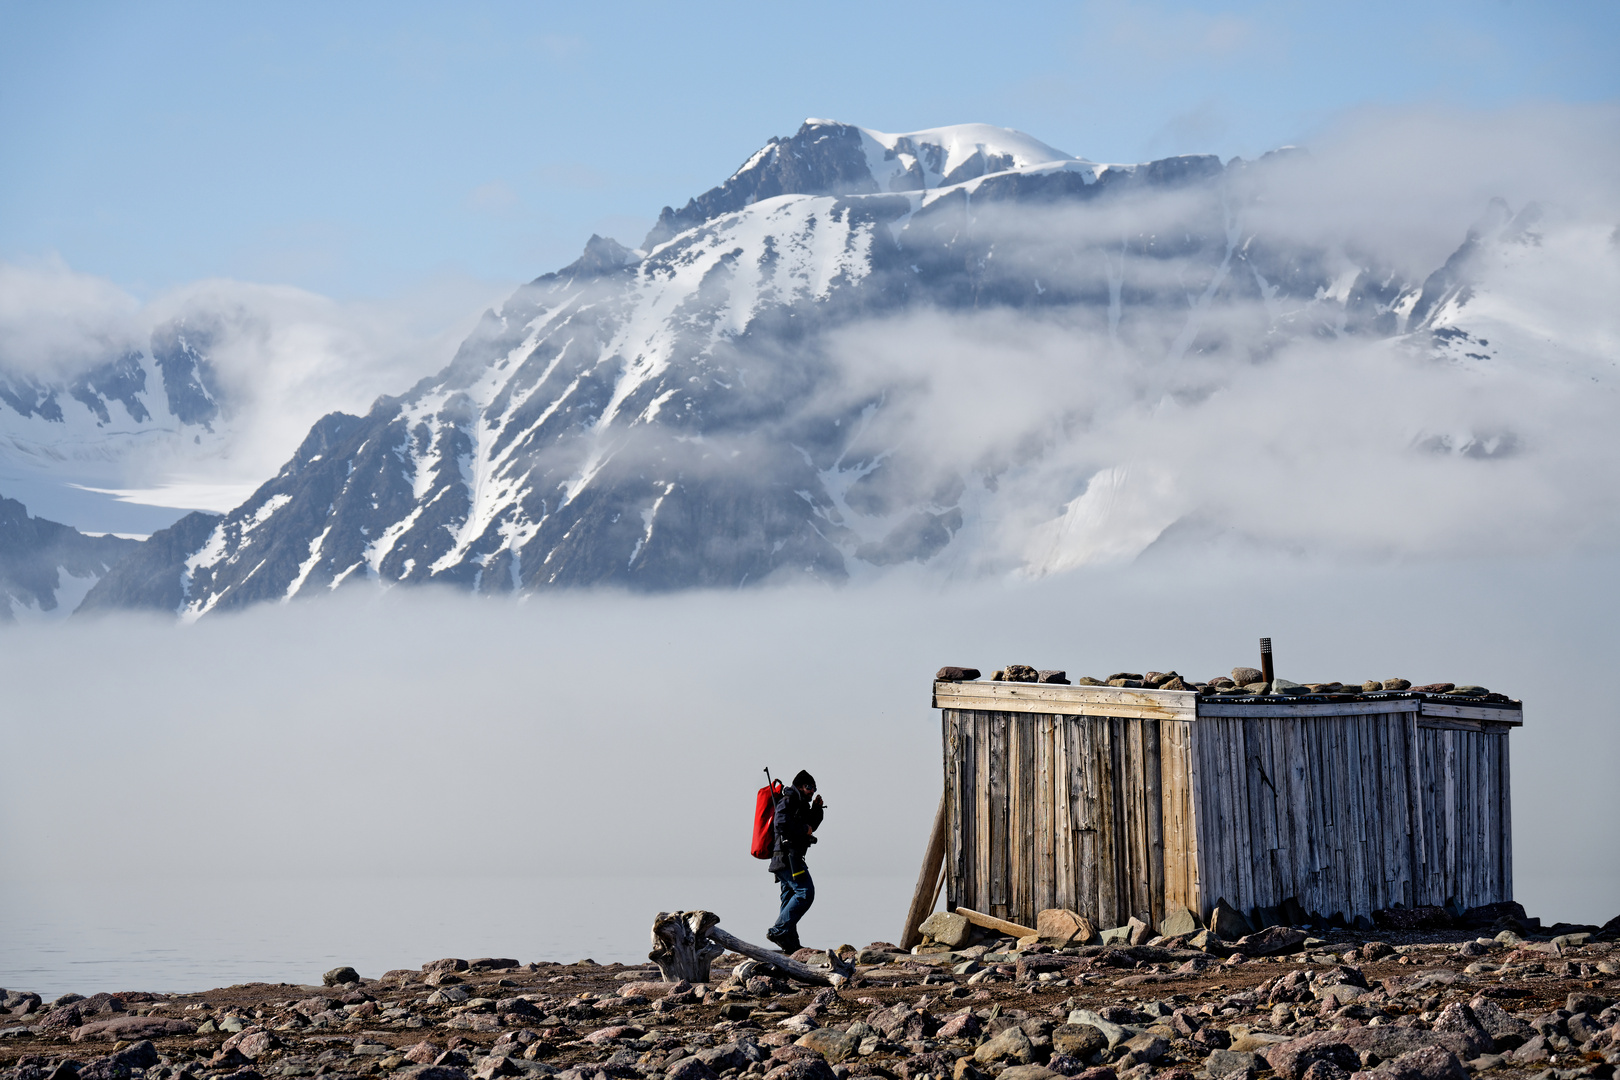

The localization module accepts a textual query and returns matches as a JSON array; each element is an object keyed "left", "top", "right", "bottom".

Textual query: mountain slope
[
  {"left": 84, "top": 119, "right": 1564, "bottom": 618},
  {"left": 0, "top": 493, "right": 141, "bottom": 620}
]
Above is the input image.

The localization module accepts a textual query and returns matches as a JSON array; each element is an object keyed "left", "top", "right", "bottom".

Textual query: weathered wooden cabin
[{"left": 925, "top": 679, "right": 1522, "bottom": 934}]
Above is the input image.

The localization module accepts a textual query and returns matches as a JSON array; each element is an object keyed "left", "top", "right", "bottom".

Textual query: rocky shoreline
[{"left": 3, "top": 919, "right": 1617, "bottom": 1080}]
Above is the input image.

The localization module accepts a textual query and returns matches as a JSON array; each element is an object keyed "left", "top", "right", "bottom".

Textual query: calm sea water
[{"left": 0, "top": 875, "right": 910, "bottom": 999}]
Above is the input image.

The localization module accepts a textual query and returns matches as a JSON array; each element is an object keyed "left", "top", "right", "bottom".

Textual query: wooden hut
[{"left": 921, "top": 678, "right": 1522, "bottom": 936}]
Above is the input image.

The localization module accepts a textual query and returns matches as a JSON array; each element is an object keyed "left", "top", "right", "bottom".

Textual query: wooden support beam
[
  {"left": 954, "top": 905, "right": 1038, "bottom": 939},
  {"left": 900, "top": 792, "right": 949, "bottom": 949}
]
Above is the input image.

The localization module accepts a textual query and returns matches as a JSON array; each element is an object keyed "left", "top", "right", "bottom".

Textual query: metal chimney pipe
[{"left": 1260, "top": 637, "right": 1275, "bottom": 685}]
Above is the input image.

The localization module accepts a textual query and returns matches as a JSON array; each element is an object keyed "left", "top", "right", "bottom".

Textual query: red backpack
[{"left": 751, "top": 779, "right": 782, "bottom": 859}]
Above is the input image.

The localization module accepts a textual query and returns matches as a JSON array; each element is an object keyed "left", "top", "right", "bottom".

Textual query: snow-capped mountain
[
  {"left": 0, "top": 493, "right": 140, "bottom": 621},
  {"left": 77, "top": 119, "right": 1608, "bottom": 618},
  {"left": 0, "top": 315, "right": 228, "bottom": 471}
]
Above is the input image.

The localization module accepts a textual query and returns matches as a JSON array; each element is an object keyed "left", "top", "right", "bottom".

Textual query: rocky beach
[{"left": 4, "top": 904, "right": 1617, "bottom": 1080}]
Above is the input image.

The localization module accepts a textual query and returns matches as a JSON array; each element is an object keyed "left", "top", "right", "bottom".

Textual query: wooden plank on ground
[{"left": 953, "top": 906, "right": 1038, "bottom": 939}]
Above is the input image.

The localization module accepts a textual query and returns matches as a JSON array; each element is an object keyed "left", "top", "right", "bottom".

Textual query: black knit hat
[{"left": 792, "top": 769, "right": 816, "bottom": 791}]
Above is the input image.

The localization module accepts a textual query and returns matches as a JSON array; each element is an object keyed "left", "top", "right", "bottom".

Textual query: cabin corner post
[{"left": 1499, "top": 727, "right": 1513, "bottom": 901}]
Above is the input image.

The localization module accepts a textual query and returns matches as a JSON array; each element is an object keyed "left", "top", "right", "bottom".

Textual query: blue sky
[{"left": 2, "top": 0, "right": 1616, "bottom": 301}]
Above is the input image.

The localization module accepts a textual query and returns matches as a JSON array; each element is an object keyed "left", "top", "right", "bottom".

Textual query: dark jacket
[{"left": 768, "top": 785, "right": 823, "bottom": 874}]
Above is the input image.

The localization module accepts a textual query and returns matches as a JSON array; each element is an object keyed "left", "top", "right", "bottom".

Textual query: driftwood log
[
  {"left": 648, "top": 911, "right": 853, "bottom": 986},
  {"left": 649, "top": 910, "right": 724, "bottom": 982},
  {"left": 706, "top": 925, "right": 853, "bottom": 986}
]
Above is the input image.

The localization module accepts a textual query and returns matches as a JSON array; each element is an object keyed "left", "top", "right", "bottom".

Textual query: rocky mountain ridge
[
  {"left": 0, "top": 493, "right": 140, "bottom": 621},
  {"left": 63, "top": 119, "right": 1564, "bottom": 617}
]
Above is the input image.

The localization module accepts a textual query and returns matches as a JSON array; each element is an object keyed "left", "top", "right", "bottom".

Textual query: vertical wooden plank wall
[
  {"left": 1410, "top": 724, "right": 1512, "bottom": 910},
  {"left": 941, "top": 709, "right": 1196, "bottom": 930},
  {"left": 943, "top": 707, "right": 1511, "bottom": 931},
  {"left": 1189, "top": 713, "right": 1512, "bottom": 923}
]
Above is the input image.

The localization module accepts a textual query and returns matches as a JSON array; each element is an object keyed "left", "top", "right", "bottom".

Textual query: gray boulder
[
  {"left": 975, "top": 1025, "right": 1036, "bottom": 1065},
  {"left": 1159, "top": 906, "right": 1200, "bottom": 937},
  {"left": 919, "top": 910, "right": 972, "bottom": 948}
]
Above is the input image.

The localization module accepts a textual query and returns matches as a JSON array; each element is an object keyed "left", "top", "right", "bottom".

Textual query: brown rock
[
  {"left": 1360, "top": 1046, "right": 1468, "bottom": 1080},
  {"left": 1299, "top": 1064, "right": 1349, "bottom": 1080},
  {"left": 1037, "top": 908, "right": 1095, "bottom": 947},
  {"left": 38, "top": 1004, "right": 83, "bottom": 1031},
  {"left": 473, "top": 1057, "right": 521, "bottom": 1080},
  {"left": 898, "top": 1053, "right": 955, "bottom": 1080},
  {"left": 1052, "top": 1024, "right": 1107, "bottom": 1058},
  {"left": 998, "top": 1068, "right": 1057, "bottom": 1080},
  {"left": 1409, "top": 683, "right": 1454, "bottom": 694},
  {"left": 405, "top": 1042, "right": 443, "bottom": 1065},
  {"left": 1003, "top": 665, "right": 1039, "bottom": 682},
  {"left": 1231, "top": 667, "right": 1263, "bottom": 685},
  {"left": 669, "top": 1059, "right": 721, "bottom": 1080},
  {"left": 1121, "top": 1034, "right": 1167, "bottom": 1064},
  {"left": 1235, "top": 926, "right": 1307, "bottom": 956},
  {"left": 1038, "top": 670, "right": 1070, "bottom": 684},
  {"left": 422, "top": 958, "right": 470, "bottom": 973},
  {"left": 1428, "top": 1004, "right": 1491, "bottom": 1059},
  {"left": 976, "top": 1025, "right": 1036, "bottom": 1065},
  {"left": 1267, "top": 1029, "right": 1447, "bottom": 1080},
  {"left": 226, "top": 1029, "right": 280, "bottom": 1059},
  {"left": 796, "top": 1029, "right": 858, "bottom": 1063},
  {"left": 1464, "top": 996, "right": 1532, "bottom": 1050},
  {"left": 936, "top": 667, "right": 981, "bottom": 681},
  {"left": 764, "top": 1058, "right": 838, "bottom": 1080},
  {"left": 937, "top": 1012, "right": 983, "bottom": 1040},
  {"left": 71, "top": 1016, "right": 196, "bottom": 1042},
  {"left": 468, "top": 958, "right": 520, "bottom": 972}
]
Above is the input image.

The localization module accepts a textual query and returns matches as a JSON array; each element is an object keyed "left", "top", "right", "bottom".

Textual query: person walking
[{"left": 766, "top": 769, "right": 823, "bottom": 952}]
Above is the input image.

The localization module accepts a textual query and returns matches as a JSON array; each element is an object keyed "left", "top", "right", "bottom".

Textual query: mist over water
[{"left": 3, "top": 552, "right": 1616, "bottom": 995}]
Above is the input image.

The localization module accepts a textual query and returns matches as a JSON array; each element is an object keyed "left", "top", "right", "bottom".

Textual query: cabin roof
[{"left": 931, "top": 679, "right": 1523, "bottom": 727}]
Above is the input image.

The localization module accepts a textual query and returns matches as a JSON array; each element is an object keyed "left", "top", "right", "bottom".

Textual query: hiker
[{"left": 765, "top": 769, "right": 824, "bottom": 952}]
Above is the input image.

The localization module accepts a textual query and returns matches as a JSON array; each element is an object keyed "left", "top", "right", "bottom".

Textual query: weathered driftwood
[
  {"left": 900, "top": 792, "right": 948, "bottom": 950},
  {"left": 649, "top": 910, "right": 723, "bottom": 982},
  {"left": 706, "top": 925, "right": 853, "bottom": 987},
  {"left": 648, "top": 912, "right": 852, "bottom": 986}
]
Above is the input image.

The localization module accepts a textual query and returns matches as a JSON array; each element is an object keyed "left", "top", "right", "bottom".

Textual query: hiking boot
[{"left": 766, "top": 927, "right": 799, "bottom": 952}]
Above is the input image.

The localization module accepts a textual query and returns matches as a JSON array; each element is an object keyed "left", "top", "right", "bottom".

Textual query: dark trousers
[{"left": 770, "top": 859, "right": 814, "bottom": 946}]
